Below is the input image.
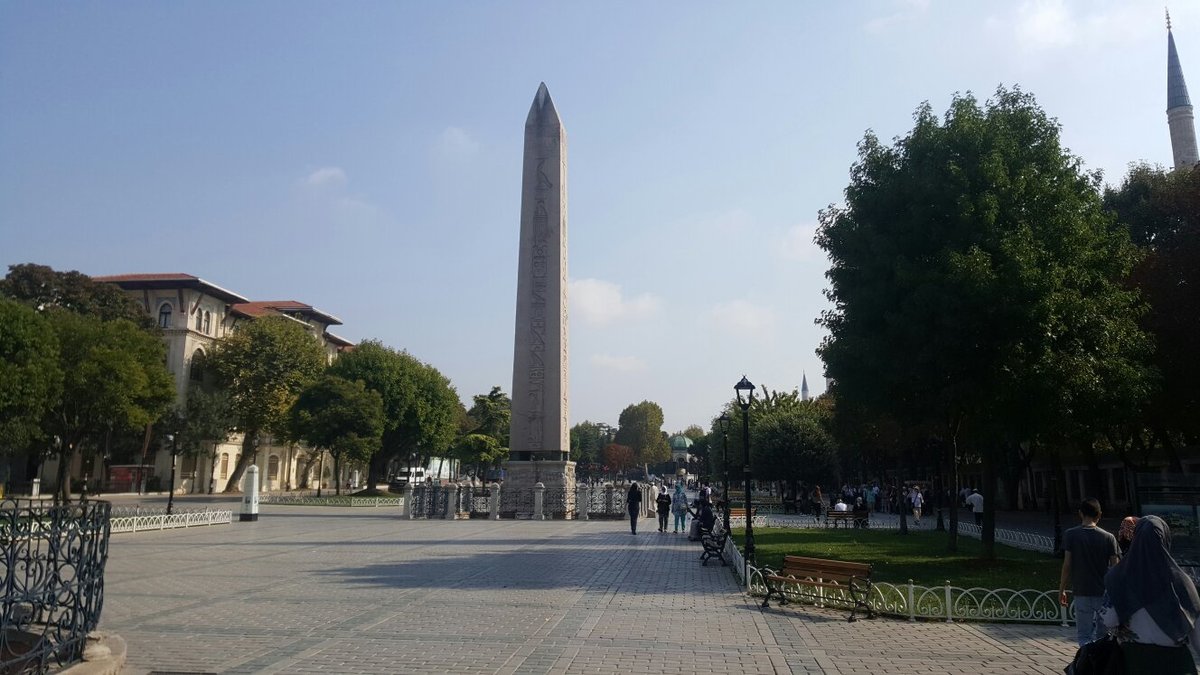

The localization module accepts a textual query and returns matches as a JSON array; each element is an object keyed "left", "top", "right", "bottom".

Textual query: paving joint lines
[{"left": 104, "top": 506, "right": 1079, "bottom": 675}]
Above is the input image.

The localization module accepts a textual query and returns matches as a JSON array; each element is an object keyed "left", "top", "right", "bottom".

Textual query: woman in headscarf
[
  {"left": 1101, "top": 515, "right": 1200, "bottom": 673},
  {"left": 670, "top": 482, "right": 689, "bottom": 534},
  {"left": 1118, "top": 516, "right": 1140, "bottom": 556},
  {"left": 626, "top": 481, "right": 642, "bottom": 535}
]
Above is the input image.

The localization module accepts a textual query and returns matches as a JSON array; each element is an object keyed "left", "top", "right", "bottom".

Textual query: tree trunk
[
  {"left": 222, "top": 430, "right": 257, "bottom": 493},
  {"left": 981, "top": 448, "right": 997, "bottom": 560},
  {"left": 1080, "top": 436, "right": 1105, "bottom": 502},
  {"left": 55, "top": 444, "right": 74, "bottom": 502},
  {"left": 946, "top": 420, "right": 961, "bottom": 553},
  {"left": 333, "top": 453, "right": 342, "bottom": 496},
  {"left": 1156, "top": 426, "right": 1186, "bottom": 474}
]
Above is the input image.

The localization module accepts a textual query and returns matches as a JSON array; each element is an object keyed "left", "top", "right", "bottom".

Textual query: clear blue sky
[{"left": 1, "top": 1, "right": 1192, "bottom": 433}]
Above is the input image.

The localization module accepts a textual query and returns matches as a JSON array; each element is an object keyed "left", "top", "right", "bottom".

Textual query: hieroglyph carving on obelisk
[{"left": 510, "top": 82, "right": 569, "bottom": 462}]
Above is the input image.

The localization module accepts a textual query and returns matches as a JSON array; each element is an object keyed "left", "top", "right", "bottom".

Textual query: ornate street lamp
[
  {"left": 718, "top": 412, "right": 731, "bottom": 534},
  {"left": 735, "top": 375, "right": 756, "bottom": 567}
]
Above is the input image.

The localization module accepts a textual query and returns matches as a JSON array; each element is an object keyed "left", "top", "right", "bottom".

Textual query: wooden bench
[
  {"left": 761, "top": 555, "right": 875, "bottom": 622},
  {"left": 727, "top": 507, "right": 757, "bottom": 520},
  {"left": 825, "top": 509, "right": 854, "bottom": 528}
]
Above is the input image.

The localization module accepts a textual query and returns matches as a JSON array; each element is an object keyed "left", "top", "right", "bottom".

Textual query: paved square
[{"left": 101, "top": 506, "right": 1078, "bottom": 674}]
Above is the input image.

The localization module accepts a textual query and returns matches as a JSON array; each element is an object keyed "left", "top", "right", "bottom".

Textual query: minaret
[
  {"left": 1168, "top": 11, "right": 1199, "bottom": 169},
  {"left": 801, "top": 373, "right": 810, "bottom": 402}
]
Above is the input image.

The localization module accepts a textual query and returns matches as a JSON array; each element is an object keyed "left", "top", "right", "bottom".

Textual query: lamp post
[
  {"left": 718, "top": 412, "right": 731, "bottom": 534},
  {"left": 166, "top": 431, "right": 178, "bottom": 515},
  {"left": 735, "top": 375, "right": 756, "bottom": 567}
]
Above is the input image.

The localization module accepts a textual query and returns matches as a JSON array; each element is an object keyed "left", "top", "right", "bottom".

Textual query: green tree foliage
[
  {"left": 452, "top": 387, "right": 511, "bottom": 477},
  {"left": 329, "top": 341, "right": 460, "bottom": 487},
  {"left": 569, "top": 421, "right": 608, "bottom": 465},
  {"left": 816, "top": 87, "right": 1152, "bottom": 556},
  {"left": 287, "top": 375, "right": 385, "bottom": 496},
  {"left": 614, "top": 401, "right": 669, "bottom": 466},
  {"left": 45, "top": 312, "right": 175, "bottom": 500},
  {"left": 0, "top": 263, "right": 157, "bottom": 331},
  {"left": 208, "top": 315, "right": 326, "bottom": 492},
  {"left": 167, "top": 386, "right": 236, "bottom": 459},
  {"left": 1106, "top": 165, "right": 1200, "bottom": 445},
  {"left": 0, "top": 299, "right": 62, "bottom": 452},
  {"left": 754, "top": 404, "right": 838, "bottom": 489}
]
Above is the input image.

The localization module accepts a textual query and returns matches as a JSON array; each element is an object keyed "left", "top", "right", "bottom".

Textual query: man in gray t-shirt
[{"left": 1058, "top": 498, "right": 1120, "bottom": 646}]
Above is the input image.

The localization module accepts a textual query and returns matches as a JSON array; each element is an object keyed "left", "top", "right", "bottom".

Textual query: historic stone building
[
  {"left": 1168, "top": 14, "right": 1199, "bottom": 170},
  {"left": 71, "top": 273, "right": 356, "bottom": 495}
]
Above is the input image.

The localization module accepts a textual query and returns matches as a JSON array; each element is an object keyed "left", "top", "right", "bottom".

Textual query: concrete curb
[{"left": 59, "top": 632, "right": 126, "bottom": 675}]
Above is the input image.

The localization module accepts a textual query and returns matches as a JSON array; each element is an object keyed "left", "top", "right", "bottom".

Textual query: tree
[
  {"left": 287, "top": 375, "right": 384, "bottom": 496},
  {"left": 0, "top": 299, "right": 62, "bottom": 452},
  {"left": 569, "top": 421, "right": 608, "bottom": 466},
  {"left": 1106, "top": 165, "right": 1200, "bottom": 445},
  {"left": 164, "top": 385, "right": 236, "bottom": 495},
  {"left": 602, "top": 443, "right": 634, "bottom": 474},
  {"left": 1, "top": 263, "right": 157, "bottom": 331},
  {"left": 329, "top": 341, "right": 461, "bottom": 488},
  {"left": 614, "top": 401, "right": 669, "bottom": 466},
  {"left": 753, "top": 403, "right": 839, "bottom": 490},
  {"left": 208, "top": 315, "right": 326, "bottom": 492},
  {"left": 453, "top": 387, "right": 511, "bottom": 480},
  {"left": 44, "top": 312, "right": 176, "bottom": 500},
  {"left": 817, "top": 87, "right": 1151, "bottom": 556}
]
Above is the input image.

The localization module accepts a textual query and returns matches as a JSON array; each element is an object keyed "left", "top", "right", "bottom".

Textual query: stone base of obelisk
[{"left": 500, "top": 460, "right": 576, "bottom": 519}]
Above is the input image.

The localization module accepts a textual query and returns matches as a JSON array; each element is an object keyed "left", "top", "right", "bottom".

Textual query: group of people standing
[
  {"left": 626, "top": 481, "right": 716, "bottom": 537},
  {"left": 1060, "top": 498, "right": 1200, "bottom": 673}
]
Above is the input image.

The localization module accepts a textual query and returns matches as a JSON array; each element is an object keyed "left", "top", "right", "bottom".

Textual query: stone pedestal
[{"left": 501, "top": 460, "right": 576, "bottom": 519}]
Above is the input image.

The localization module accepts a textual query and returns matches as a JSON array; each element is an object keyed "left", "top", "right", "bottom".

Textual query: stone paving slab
[{"left": 99, "top": 506, "right": 1078, "bottom": 674}]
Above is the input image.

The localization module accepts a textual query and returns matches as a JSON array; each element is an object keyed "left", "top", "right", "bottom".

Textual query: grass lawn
[{"left": 737, "top": 527, "right": 1062, "bottom": 590}]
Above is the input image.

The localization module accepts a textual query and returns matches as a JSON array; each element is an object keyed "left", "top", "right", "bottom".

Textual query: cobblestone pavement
[{"left": 101, "top": 506, "right": 1078, "bottom": 674}]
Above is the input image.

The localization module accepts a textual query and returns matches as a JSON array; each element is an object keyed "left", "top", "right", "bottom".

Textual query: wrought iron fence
[
  {"left": 409, "top": 485, "right": 449, "bottom": 518},
  {"left": 466, "top": 486, "right": 492, "bottom": 518},
  {"left": 499, "top": 487, "right": 534, "bottom": 519},
  {"left": 543, "top": 488, "right": 573, "bottom": 519},
  {"left": 1, "top": 498, "right": 112, "bottom": 674},
  {"left": 578, "top": 486, "right": 629, "bottom": 519}
]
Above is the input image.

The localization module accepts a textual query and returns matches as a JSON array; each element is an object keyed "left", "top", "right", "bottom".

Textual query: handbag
[{"left": 1064, "top": 634, "right": 1124, "bottom": 675}]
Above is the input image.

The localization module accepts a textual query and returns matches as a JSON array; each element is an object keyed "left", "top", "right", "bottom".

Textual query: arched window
[
  {"left": 195, "top": 311, "right": 203, "bottom": 331},
  {"left": 158, "top": 302, "right": 173, "bottom": 328},
  {"left": 189, "top": 349, "right": 206, "bottom": 382},
  {"left": 220, "top": 453, "right": 229, "bottom": 479},
  {"left": 268, "top": 455, "right": 280, "bottom": 480},
  {"left": 203, "top": 311, "right": 212, "bottom": 334}
]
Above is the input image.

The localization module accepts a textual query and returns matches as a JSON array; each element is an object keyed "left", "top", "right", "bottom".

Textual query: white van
[{"left": 387, "top": 467, "right": 426, "bottom": 492}]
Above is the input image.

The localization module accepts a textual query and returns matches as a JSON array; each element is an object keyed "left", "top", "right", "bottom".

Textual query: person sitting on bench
[{"left": 833, "top": 498, "right": 849, "bottom": 512}]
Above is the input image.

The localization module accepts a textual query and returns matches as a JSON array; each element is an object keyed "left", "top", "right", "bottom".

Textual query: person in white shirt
[
  {"left": 833, "top": 498, "right": 849, "bottom": 512},
  {"left": 910, "top": 487, "right": 924, "bottom": 527},
  {"left": 965, "top": 489, "right": 984, "bottom": 526},
  {"left": 1101, "top": 515, "right": 1200, "bottom": 672}
]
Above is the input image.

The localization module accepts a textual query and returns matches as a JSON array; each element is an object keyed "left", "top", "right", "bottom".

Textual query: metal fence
[
  {"left": 409, "top": 485, "right": 451, "bottom": 519},
  {"left": 466, "top": 486, "right": 492, "bottom": 518},
  {"left": 1, "top": 498, "right": 112, "bottom": 674},
  {"left": 109, "top": 509, "right": 232, "bottom": 534},
  {"left": 258, "top": 495, "right": 402, "bottom": 508}
]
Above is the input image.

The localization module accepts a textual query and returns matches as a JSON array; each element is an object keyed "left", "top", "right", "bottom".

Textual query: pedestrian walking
[
  {"left": 911, "top": 486, "right": 924, "bottom": 526},
  {"left": 966, "top": 489, "right": 984, "bottom": 526},
  {"left": 626, "top": 482, "right": 642, "bottom": 535},
  {"left": 671, "top": 483, "right": 688, "bottom": 533},
  {"left": 1101, "top": 515, "right": 1200, "bottom": 673},
  {"left": 1118, "top": 516, "right": 1139, "bottom": 556},
  {"left": 655, "top": 487, "right": 671, "bottom": 533},
  {"left": 1058, "top": 498, "right": 1120, "bottom": 646}
]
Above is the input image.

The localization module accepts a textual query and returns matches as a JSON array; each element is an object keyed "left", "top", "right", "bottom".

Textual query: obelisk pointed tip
[{"left": 527, "top": 82, "right": 561, "bottom": 127}]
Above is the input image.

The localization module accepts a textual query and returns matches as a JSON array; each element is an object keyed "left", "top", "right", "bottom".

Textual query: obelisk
[{"left": 503, "top": 82, "right": 575, "bottom": 518}]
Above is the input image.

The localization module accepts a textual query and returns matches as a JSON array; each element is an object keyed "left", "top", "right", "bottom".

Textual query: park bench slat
[{"left": 762, "top": 555, "right": 876, "bottom": 622}]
